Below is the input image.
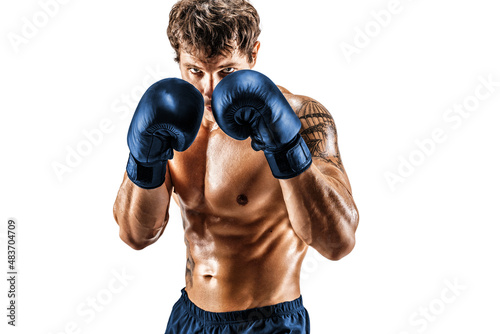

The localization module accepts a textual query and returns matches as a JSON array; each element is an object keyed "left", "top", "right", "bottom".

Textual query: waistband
[{"left": 179, "top": 288, "right": 305, "bottom": 325}]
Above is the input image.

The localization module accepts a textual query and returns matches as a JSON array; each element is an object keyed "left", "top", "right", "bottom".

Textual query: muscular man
[{"left": 113, "top": 0, "right": 359, "bottom": 332}]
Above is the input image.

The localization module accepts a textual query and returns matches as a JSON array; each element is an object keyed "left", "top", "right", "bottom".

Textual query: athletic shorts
[{"left": 164, "top": 288, "right": 310, "bottom": 333}]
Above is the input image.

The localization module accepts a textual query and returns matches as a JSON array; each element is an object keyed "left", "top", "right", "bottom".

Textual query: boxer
[{"left": 113, "top": 0, "right": 359, "bottom": 332}]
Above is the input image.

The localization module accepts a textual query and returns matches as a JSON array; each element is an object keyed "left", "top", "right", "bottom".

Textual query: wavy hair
[{"left": 167, "top": 0, "right": 261, "bottom": 63}]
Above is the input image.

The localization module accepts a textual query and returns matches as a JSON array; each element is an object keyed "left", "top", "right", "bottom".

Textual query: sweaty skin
[
  {"left": 113, "top": 44, "right": 358, "bottom": 312},
  {"left": 169, "top": 118, "right": 307, "bottom": 311}
]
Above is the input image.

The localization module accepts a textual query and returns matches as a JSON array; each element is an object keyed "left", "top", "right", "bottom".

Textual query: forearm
[
  {"left": 279, "top": 163, "right": 359, "bottom": 260},
  {"left": 113, "top": 172, "right": 172, "bottom": 250}
]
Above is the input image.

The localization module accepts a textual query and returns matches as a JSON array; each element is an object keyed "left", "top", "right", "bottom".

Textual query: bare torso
[{"left": 167, "top": 90, "right": 309, "bottom": 312}]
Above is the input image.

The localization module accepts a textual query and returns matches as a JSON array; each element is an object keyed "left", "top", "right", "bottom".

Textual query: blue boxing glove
[
  {"left": 126, "top": 78, "right": 204, "bottom": 189},
  {"left": 212, "top": 70, "right": 312, "bottom": 179}
]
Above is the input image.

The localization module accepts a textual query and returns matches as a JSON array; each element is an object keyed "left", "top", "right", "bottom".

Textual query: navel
[{"left": 236, "top": 194, "right": 249, "bottom": 206}]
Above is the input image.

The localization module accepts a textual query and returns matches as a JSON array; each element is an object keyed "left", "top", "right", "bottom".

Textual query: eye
[
  {"left": 189, "top": 68, "right": 202, "bottom": 74},
  {"left": 222, "top": 67, "right": 236, "bottom": 74}
]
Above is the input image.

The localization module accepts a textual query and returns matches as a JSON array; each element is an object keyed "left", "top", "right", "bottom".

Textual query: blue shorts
[{"left": 165, "top": 288, "right": 310, "bottom": 333}]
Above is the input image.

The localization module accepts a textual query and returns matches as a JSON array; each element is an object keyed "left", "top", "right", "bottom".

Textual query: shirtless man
[{"left": 113, "top": 0, "right": 359, "bottom": 332}]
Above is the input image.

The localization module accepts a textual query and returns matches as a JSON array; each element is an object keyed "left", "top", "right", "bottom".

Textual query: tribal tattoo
[
  {"left": 297, "top": 100, "right": 345, "bottom": 173},
  {"left": 184, "top": 235, "right": 195, "bottom": 289}
]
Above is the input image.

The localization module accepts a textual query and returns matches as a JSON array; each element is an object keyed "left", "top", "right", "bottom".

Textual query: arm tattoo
[{"left": 297, "top": 100, "right": 345, "bottom": 173}]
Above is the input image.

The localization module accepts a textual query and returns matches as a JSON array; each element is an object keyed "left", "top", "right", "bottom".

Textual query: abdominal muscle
[
  {"left": 181, "top": 204, "right": 307, "bottom": 312},
  {"left": 168, "top": 126, "right": 309, "bottom": 312}
]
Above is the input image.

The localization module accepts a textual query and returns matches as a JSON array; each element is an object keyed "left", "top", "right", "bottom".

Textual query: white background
[{"left": 1, "top": 0, "right": 499, "bottom": 333}]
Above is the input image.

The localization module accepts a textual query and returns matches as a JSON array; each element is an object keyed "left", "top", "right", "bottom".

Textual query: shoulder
[{"left": 277, "top": 86, "right": 334, "bottom": 123}]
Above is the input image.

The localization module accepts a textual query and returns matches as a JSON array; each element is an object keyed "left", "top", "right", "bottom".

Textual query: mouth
[{"left": 205, "top": 105, "right": 212, "bottom": 111}]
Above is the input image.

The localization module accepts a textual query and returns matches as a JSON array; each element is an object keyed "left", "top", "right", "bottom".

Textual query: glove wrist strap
[
  {"left": 126, "top": 153, "right": 167, "bottom": 189},
  {"left": 264, "top": 134, "right": 312, "bottom": 179}
]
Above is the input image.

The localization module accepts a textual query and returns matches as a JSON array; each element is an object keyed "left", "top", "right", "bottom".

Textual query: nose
[{"left": 201, "top": 75, "right": 221, "bottom": 102}]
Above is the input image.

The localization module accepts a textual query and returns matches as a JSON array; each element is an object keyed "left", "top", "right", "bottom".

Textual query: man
[{"left": 113, "top": 0, "right": 359, "bottom": 332}]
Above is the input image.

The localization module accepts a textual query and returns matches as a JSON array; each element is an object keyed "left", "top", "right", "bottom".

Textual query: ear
[{"left": 249, "top": 41, "right": 261, "bottom": 68}]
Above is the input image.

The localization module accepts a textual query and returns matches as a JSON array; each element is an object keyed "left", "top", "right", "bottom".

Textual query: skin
[{"left": 113, "top": 42, "right": 359, "bottom": 312}]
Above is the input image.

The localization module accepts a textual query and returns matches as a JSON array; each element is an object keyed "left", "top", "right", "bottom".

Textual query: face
[{"left": 179, "top": 42, "right": 260, "bottom": 124}]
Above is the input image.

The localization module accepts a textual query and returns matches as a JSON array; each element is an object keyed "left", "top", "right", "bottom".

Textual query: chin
[{"left": 204, "top": 108, "right": 215, "bottom": 122}]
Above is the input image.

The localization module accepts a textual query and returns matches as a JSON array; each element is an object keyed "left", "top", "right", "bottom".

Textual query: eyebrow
[
  {"left": 183, "top": 62, "right": 201, "bottom": 68},
  {"left": 217, "top": 62, "right": 238, "bottom": 69},
  {"left": 182, "top": 62, "right": 239, "bottom": 69}
]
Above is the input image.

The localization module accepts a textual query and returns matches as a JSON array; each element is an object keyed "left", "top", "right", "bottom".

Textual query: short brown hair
[{"left": 167, "top": 0, "right": 261, "bottom": 63}]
